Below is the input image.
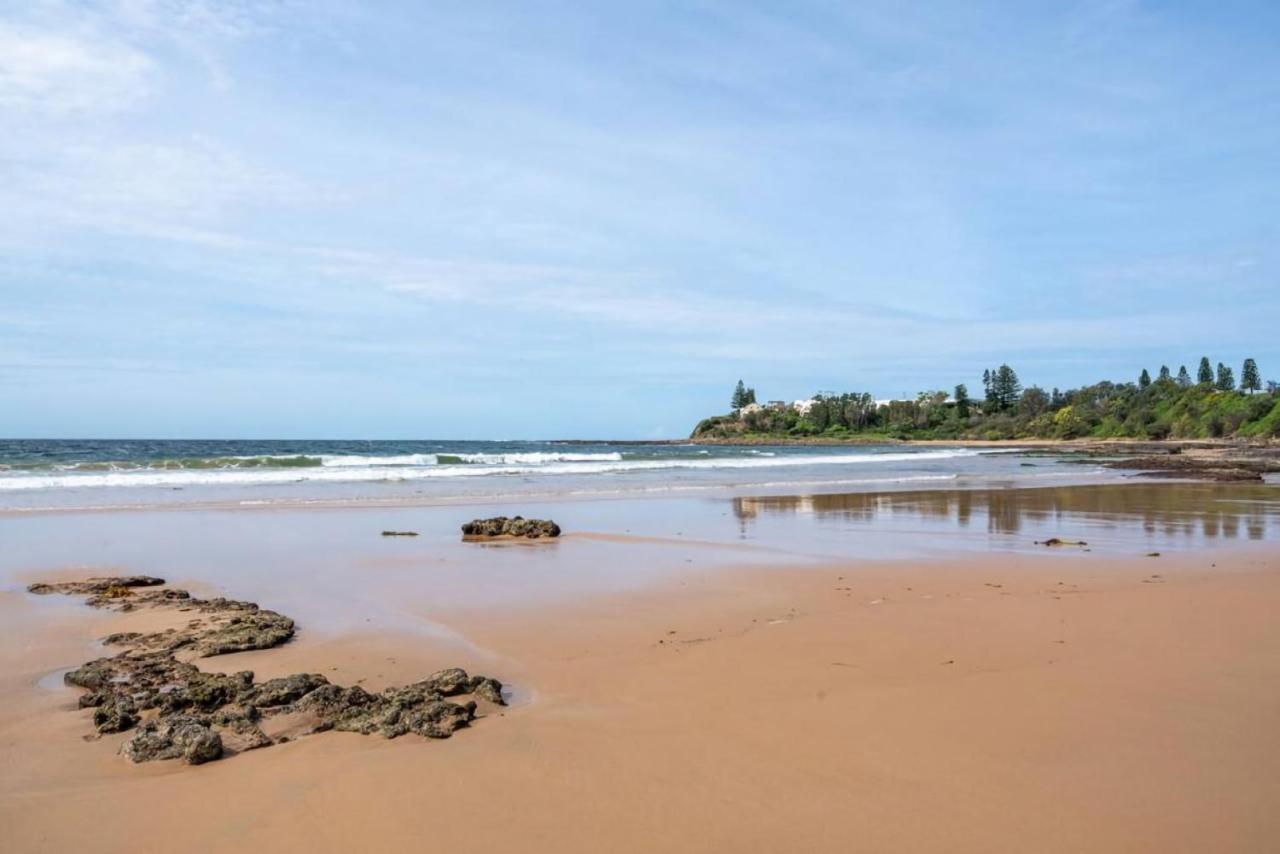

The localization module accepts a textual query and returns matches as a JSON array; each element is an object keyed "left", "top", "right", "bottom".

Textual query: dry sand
[{"left": 3, "top": 543, "right": 1279, "bottom": 853}]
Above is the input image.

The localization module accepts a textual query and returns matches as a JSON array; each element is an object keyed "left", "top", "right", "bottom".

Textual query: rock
[
  {"left": 123, "top": 716, "right": 224, "bottom": 765},
  {"left": 240, "top": 673, "right": 329, "bottom": 707},
  {"left": 27, "top": 576, "right": 165, "bottom": 596},
  {"left": 193, "top": 610, "right": 294, "bottom": 656},
  {"left": 468, "top": 676, "right": 506, "bottom": 705},
  {"left": 1035, "top": 538, "right": 1088, "bottom": 547},
  {"left": 381, "top": 530, "right": 419, "bottom": 537},
  {"left": 211, "top": 705, "right": 272, "bottom": 751},
  {"left": 101, "top": 631, "right": 143, "bottom": 646},
  {"left": 157, "top": 670, "right": 255, "bottom": 713},
  {"left": 1102, "top": 454, "right": 1277, "bottom": 482},
  {"left": 461, "top": 516, "right": 561, "bottom": 539},
  {"left": 34, "top": 577, "right": 509, "bottom": 765},
  {"left": 423, "top": 667, "right": 471, "bottom": 695},
  {"left": 92, "top": 698, "right": 138, "bottom": 734}
]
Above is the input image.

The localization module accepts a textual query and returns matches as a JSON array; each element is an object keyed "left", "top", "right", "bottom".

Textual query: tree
[
  {"left": 1139, "top": 368, "right": 1151, "bottom": 389},
  {"left": 1241, "top": 358, "right": 1261, "bottom": 394},
  {"left": 954, "top": 384, "right": 970, "bottom": 419},
  {"left": 811, "top": 396, "right": 831, "bottom": 432},
  {"left": 1177, "top": 365, "right": 1191, "bottom": 387},
  {"left": 990, "top": 364, "right": 1021, "bottom": 411},
  {"left": 1216, "top": 363, "right": 1235, "bottom": 392},
  {"left": 1198, "top": 357, "right": 1213, "bottom": 384},
  {"left": 1158, "top": 365, "right": 1171, "bottom": 382},
  {"left": 745, "top": 387, "right": 757, "bottom": 405},
  {"left": 1019, "top": 386, "right": 1048, "bottom": 417},
  {"left": 731, "top": 380, "right": 748, "bottom": 410}
]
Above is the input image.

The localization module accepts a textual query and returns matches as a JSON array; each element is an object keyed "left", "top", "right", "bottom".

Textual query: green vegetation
[
  {"left": 693, "top": 357, "right": 1280, "bottom": 441},
  {"left": 1242, "top": 359, "right": 1261, "bottom": 394},
  {"left": 1216, "top": 362, "right": 1235, "bottom": 391}
]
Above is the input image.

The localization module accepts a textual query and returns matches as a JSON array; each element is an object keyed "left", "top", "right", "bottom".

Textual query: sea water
[{"left": 0, "top": 438, "right": 1110, "bottom": 511}]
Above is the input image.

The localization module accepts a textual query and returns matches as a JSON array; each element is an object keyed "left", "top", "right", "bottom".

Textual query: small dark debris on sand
[
  {"left": 380, "top": 530, "right": 419, "bottom": 537},
  {"left": 28, "top": 577, "right": 505, "bottom": 766},
  {"left": 1035, "top": 538, "right": 1088, "bottom": 547},
  {"left": 461, "top": 516, "right": 561, "bottom": 539}
]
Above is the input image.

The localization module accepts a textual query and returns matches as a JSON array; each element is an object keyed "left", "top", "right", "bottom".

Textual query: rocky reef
[
  {"left": 1101, "top": 451, "right": 1280, "bottom": 482},
  {"left": 461, "top": 516, "right": 561, "bottom": 539},
  {"left": 29, "top": 577, "right": 505, "bottom": 766}
]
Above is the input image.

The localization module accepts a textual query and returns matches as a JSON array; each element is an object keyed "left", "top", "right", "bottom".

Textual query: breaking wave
[{"left": 0, "top": 448, "right": 981, "bottom": 491}]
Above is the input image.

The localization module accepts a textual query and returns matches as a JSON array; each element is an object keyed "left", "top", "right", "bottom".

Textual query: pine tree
[
  {"left": 745, "top": 387, "right": 757, "bottom": 405},
  {"left": 1198, "top": 357, "right": 1213, "bottom": 384},
  {"left": 954, "top": 384, "right": 970, "bottom": 419},
  {"left": 992, "top": 364, "right": 1021, "bottom": 411},
  {"left": 1177, "top": 365, "right": 1191, "bottom": 387},
  {"left": 731, "top": 380, "right": 748, "bottom": 410},
  {"left": 1216, "top": 363, "right": 1235, "bottom": 391},
  {"left": 1158, "top": 365, "right": 1171, "bottom": 382},
  {"left": 1139, "top": 369, "right": 1151, "bottom": 389},
  {"left": 1241, "top": 358, "right": 1261, "bottom": 394}
]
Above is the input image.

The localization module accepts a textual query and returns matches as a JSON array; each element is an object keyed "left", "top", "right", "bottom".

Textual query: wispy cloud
[
  {"left": 0, "top": 21, "right": 153, "bottom": 115},
  {"left": 1, "top": 1, "right": 1277, "bottom": 436}
]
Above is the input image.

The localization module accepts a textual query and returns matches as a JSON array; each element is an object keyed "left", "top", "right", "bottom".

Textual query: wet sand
[{"left": 2, "top": 483, "right": 1280, "bottom": 852}]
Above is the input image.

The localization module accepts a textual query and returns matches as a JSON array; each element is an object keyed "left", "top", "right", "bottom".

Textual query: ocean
[{"left": 0, "top": 439, "right": 1108, "bottom": 511}]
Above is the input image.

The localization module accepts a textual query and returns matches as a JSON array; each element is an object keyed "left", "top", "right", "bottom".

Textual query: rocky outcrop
[
  {"left": 29, "top": 577, "right": 506, "bottom": 766},
  {"left": 1102, "top": 454, "right": 1280, "bottom": 482},
  {"left": 26, "top": 576, "right": 165, "bottom": 596},
  {"left": 461, "top": 516, "right": 561, "bottom": 539},
  {"left": 123, "top": 715, "right": 224, "bottom": 765}
]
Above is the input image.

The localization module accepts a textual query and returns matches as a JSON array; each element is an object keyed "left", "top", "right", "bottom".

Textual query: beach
[
  {"left": 7, "top": 0, "right": 1277, "bottom": 847},
  {"left": 2, "top": 468, "right": 1279, "bottom": 853}
]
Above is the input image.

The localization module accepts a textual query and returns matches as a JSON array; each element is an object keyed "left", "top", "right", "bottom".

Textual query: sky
[{"left": 1, "top": 0, "right": 1278, "bottom": 439}]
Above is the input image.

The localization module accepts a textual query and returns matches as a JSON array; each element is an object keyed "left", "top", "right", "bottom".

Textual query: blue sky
[{"left": 2, "top": 1, "right": 1277, "bottom": 438}]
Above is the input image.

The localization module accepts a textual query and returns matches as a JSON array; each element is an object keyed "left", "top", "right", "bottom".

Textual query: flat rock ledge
[
  {"left": 28, "top": 577, "right": 505, "bottom": 766},
  {"left": 461, "top": 516, "right": 561, "bottom": 539}
]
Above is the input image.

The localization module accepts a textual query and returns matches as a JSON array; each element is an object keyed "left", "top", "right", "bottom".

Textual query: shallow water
[{"left": 2, "top": 483, "right": 1277, "bottom": 646}]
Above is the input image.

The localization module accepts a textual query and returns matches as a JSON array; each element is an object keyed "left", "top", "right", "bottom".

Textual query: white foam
[
  {"left": 314, "top": 452, "right": 625, "bottom": 467},
  {"left": 317, "top": 453, "right": 436, "bottom": 467},
  {"left": 444, "top": 451, "right": 625, "bottom": 465},
  {"left": 0, "top": 448, "right": 980, "bottom": 491}
]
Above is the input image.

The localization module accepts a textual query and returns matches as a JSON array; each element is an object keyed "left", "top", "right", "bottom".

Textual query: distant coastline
[{"left": 697, "top": 360, "right": 1279, "bottom": 445}]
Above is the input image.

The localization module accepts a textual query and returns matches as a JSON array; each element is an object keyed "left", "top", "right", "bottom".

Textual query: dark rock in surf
[{"left": 461, "top": 516, "right": 561, "bottom": 539}]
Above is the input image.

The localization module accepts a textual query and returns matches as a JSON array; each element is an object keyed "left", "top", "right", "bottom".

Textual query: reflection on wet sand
[{"left": 733, "top": 483, "right": 1280, "bottom": 543}]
